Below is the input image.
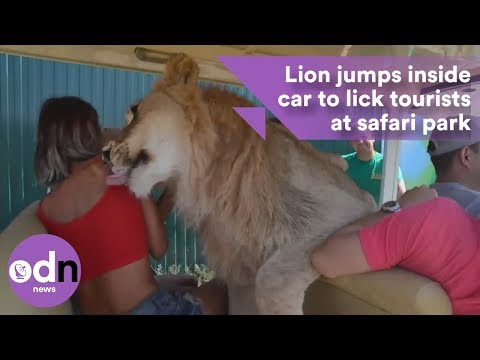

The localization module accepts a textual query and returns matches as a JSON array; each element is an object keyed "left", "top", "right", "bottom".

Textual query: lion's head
[{"left": 103, "top": 53, "right": 204, "bottom": 198}]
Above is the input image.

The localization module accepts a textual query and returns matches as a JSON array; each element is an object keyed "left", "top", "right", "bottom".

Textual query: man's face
[{"left": 350, "top": 140, "right": 375, "bottom": 157}]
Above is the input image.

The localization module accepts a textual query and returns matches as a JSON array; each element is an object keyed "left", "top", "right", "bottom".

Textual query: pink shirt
[{"left": 358, "top": 197, "right": 480, "bottom": 315}]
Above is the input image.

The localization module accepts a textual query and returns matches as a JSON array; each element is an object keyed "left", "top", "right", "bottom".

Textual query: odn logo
[{"left": 7, "top": 234, "right": 81, "bottom": 308}]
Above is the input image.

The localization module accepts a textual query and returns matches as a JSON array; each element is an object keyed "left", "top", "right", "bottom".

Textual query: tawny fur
[{"left": 105, "top": 53, "right": 378, "bottom": 315}]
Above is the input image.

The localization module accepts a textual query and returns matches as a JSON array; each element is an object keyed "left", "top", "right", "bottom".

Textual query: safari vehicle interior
[{"left": 1, "top": 44, "right": 478, "bottom": 315}]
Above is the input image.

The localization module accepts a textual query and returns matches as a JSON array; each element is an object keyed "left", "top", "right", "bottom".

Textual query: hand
[{"left": 398, "top": 186, "right": 438, "bottom": 209}]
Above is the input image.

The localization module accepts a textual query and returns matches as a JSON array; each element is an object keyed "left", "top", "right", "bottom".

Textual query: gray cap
[{"left": 428, "top": 115, "right": 480, "bottom": 157}]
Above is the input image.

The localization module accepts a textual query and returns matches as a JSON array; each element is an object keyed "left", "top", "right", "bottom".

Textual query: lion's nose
[{"left": 102, "top": 149, "right": 111, "bottom": 163}]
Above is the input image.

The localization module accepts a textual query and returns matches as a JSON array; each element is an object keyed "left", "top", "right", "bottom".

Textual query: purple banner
[{"left": 217, "top": 55, "right": 480, "bottom": 141}]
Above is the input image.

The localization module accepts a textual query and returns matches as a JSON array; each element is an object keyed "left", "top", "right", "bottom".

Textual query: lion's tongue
[{"left": 106, "top": 168, "right": 128, "bottom": 186}]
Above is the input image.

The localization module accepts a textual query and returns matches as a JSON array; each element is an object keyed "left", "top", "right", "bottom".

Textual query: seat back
[{"left": 0, "top": 201, "right": 74, "bottom": 315}]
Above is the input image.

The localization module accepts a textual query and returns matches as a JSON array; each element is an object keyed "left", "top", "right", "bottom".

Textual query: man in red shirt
[{"left": 309, "top": 186, "right": 480, "bottom": 315}]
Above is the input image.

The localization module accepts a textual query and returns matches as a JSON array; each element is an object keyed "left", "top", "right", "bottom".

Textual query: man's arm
[
  {"left": 397, "top": 180, "right": 407, "bottom": 199},
  {"left": 336, "top": 185, "right": 437, "bottom": 236},
  {"left": 310, "top": 209, "right": 392, "bottom": 278},
  {"left": 396, "top": 167, "right": 406, "bottom": 199},
  {"left": 310, "top": 186, "right": 438, "bottom": 279},
  {"left": 331, "top": 209, "right": 389, "bottom": 237}
]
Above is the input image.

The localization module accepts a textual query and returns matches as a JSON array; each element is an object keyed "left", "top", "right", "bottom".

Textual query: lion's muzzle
[{"left": 102, "top": 141, "right": 131, "bottom": 175}]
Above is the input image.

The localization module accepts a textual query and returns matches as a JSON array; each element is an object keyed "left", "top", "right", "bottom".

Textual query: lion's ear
[{"left": 153, "top": 53, "right": 199, "bottom": 90}]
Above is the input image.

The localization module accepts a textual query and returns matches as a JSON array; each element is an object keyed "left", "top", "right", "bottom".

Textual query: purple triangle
[{"left": 233, "top": 107, "right": 266, "bottom": 140}]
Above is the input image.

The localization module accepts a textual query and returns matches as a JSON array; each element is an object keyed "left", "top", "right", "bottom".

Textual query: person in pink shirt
[{"left": 309, "top": 186, "right": 480, "bottom": 315}]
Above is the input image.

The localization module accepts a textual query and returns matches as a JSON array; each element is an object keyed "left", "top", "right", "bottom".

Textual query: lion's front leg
[{"left": 255, "top": 238, "right": 323, "bottom": 315}]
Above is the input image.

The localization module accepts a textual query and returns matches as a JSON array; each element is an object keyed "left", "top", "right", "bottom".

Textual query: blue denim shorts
[{"left": 129, "top": 288, "right": 203, "bottom": 315}]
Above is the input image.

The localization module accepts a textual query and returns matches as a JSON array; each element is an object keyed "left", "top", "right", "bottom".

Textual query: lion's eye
[{"left": 132, "top": 149, "right": 151, "bottom": 169}]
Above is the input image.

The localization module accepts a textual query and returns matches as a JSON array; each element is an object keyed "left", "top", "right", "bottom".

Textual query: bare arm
[
  {"left": 141, "top": 187, "right": 174, "bottom": 260},
  {"left": 310, "top": 186, "right": 438, "bottom": 279},
  {"left": 310, "top": 210, "right": 389, "bottom": 278},
  {"left": 330, "top": 209, "right": 389, "bottom": 237},
  {"left": 397, "top": 180, "right": 407, "bottom": 199}
]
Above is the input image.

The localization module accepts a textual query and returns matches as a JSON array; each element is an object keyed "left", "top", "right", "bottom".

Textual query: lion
[{"left": 103, "top": 53, "right": 378, "bottom": 315}]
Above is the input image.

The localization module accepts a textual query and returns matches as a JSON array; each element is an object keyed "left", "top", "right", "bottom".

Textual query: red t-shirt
[
  {"left": 37, "top": 185, "right": 149, "bottom": 283},
  {"left": 358, "top": 197, "right": 480, "bottom": 315}
]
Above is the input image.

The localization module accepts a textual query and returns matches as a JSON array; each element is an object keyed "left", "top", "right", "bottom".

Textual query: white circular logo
[{"left": 9, "top": 260, "right": 32, "bottom": 283}]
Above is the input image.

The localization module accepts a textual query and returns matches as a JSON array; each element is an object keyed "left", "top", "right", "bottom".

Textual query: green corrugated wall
[{"left": 0, "top": 52, "right": 371, "bottom": 271}]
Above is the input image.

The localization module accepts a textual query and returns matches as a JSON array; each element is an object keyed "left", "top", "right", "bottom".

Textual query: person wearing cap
[
  {"left": 342, "top": 139, "right": 406, "bottom": 205},
  {"left": 427, "top": 118, "right": 480, "bottom": 219},
  {"left": 309, "top": 184, "right": 480, "bottom": 315}
]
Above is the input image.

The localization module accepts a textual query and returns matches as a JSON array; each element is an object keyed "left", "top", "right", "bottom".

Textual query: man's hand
[{"left": 398, "top": 186, "right": 438, "bottom": 209}]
